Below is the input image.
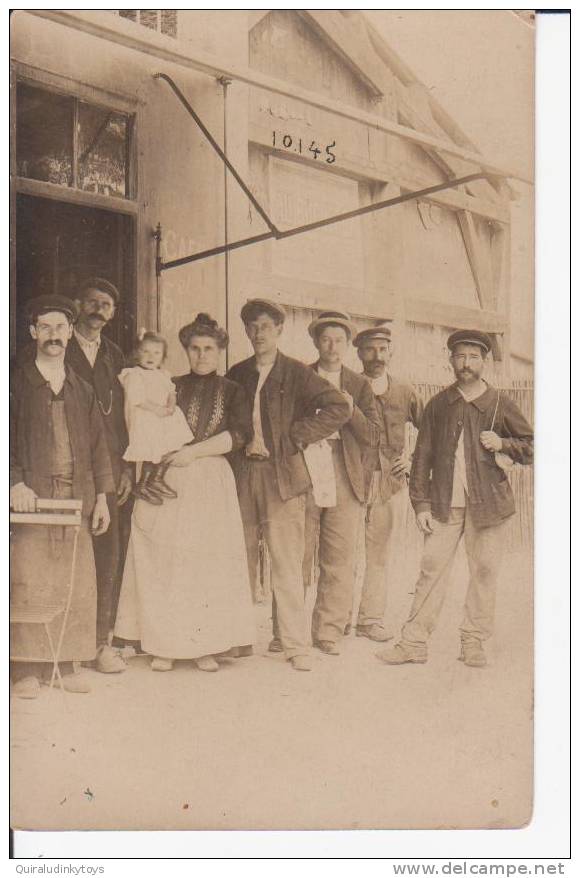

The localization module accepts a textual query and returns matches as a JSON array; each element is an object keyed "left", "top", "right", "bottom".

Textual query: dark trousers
[{"left": 93, "top": 492, "right": 133, "bottom": 646}]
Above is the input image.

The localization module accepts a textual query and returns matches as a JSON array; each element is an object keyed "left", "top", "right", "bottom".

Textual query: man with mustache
[
  {"left": 377, "top": 330, "right": 534, "bottom": 668},
  {"left": 10, "top": 296, "right": 114, "bottom": 697},
  {"left": 353, "top": 325, "right": 423, "bottom": 641},
  {"left": 66, "top": 277, "right": 132, "bottom": 673}
]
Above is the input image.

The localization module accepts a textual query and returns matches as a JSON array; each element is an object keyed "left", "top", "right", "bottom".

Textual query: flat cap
[
  {"left": 27, "top": 294, "right": 78, "bottom": 324},
  {"left": 240, "top": 298, "right": 286, "bottom": 324},
  {"left": 353, "top": 323, "right": 392, "bottom": 348},
  {"left": 308, "top": 310, "right": 356, "bottom": 340},
  {"left": 447, "top": 329, "right": 493, "bottom": 354},
  {"left": 77, "top": 276, "right": 121, "bottom": 305}
]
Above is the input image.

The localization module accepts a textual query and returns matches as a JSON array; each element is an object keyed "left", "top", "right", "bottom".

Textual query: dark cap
[
  {"left": 240, "top": 298, "right": 286, "bottom": 325},
  {"left": 77, "top": 276, "right": 120, "bottom": 305},
  {"left": 27, "top": 295, "right": 78, "bottom": 325},
  {"left": 353, "top": 323, "right": 392, "bottom": 348},
  {"left": 308, "top": 310, "right": 356, "bottom": 340},
  {"left": 447, "top": 329, "right": 492, "bottom": 354}
]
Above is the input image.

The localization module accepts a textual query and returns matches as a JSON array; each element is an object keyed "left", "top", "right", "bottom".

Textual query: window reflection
[
  {"left": 78, "top": 102, "right": 128, "bottom": 198},
  {"left": 16, "top": 83, "right": 132, "bottom": 199},
  {"left": 16, "top": 83, "right": 73, "bottom": 186}
]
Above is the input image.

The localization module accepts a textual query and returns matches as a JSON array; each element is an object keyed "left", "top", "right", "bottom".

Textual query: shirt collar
[
  {"left": 74, "top": 327, "right": 101, "bottom": 349},
  {"left": 447, "top": 381, "right": 495, "bottom": 412},
  {"left": 23, "top": 359, "right": 75, "bottom": 388}
]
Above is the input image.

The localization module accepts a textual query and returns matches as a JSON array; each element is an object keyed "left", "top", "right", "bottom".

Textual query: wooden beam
[
  {"left": 26, "top": 10, "right": 533, "bottom": 183},
  {"left": 247, "top": 11, "right": 271, "bottom": 31},
  {"left": 490, "top": 222, "right": 510, "bottom": 312},
  {"left": 248, "top": 119, "right": 510, "bottom": 223},
  {"left": 403, "top": 296, "right": 507, "bottom": 335},
  {"left": 298, "top": 10, "right": 385, "bottom": 98},
  {"left": 456, "top": 210, "right": 495, "bottom": 310},
  {"left": 490, "top": 222, "right": 512, "bottom": 376},
  {"left": 395, "top": 80, "right": 503, "bottom": 205}
]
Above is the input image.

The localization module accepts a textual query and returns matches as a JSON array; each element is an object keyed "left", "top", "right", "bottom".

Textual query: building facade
[{"left": 11, "top": 10, "right": 532, "bottom": 383}]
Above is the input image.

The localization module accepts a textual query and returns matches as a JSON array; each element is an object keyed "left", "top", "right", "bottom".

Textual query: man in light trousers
[
  {"left": 354, "top": 324, "right": 423, "bottom": 641},
  {"left": 377, "top": 329, "right": 533, "bottom": 668},
  {"left": 302, "top": 311, "right": 382, "bottom": 656}
]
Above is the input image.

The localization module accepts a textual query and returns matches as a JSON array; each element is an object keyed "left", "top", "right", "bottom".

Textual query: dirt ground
[{"left": 10, "top": 541, "right": 533, "bottom": 833}]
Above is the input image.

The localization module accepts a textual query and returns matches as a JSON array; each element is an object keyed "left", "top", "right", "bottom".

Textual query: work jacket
[
  {"left": 409, "top": 382, "right": 534, "bottom": 529},
  {"left": 65, "top": 333, "right": 128, "bottom": 487},
  {"left": 366, "top": 375, "right": 424, "bottom": 502},
  {"left": 10, "top": 360, "right": 115, "bottom": 514},
  {"left": 309, "top": 362, "right": 382, "bottom": 503},
  {"left": 226, "top": 351, "right": 350, "bottom": 501}
]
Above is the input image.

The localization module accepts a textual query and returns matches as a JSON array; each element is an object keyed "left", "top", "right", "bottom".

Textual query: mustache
[
  {"left": 87, "top": 312, "right": 106, "bottom": 322},
  {"left": 42, "top": 339, "right": 64, "bottom": 348}
]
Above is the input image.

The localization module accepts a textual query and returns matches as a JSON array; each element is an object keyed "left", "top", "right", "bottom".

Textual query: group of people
[{"left": 10, "top": 278, "right": 534, "bottom": 698}]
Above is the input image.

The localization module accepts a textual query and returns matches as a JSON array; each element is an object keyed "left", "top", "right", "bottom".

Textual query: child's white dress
[{"left": 119, "top": 367, "right": 193, "bottom": 463}]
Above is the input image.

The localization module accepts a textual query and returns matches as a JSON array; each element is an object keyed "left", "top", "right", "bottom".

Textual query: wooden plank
[
  {"left": 242, "top": 269, "right": 397, "bottom": 318},
  {"left": 35, "top": 499, "right": 83, "bottom": 510},
  {"left": 404, "top": 296, "right": 506, "bottom": 334},
  {"left": 15, "top": 176, "right": 139, "bottom": 216},
  {"left": 26, "top": 10, "right": 532, "bottom": 183},
  {"left": 14, "top": 60, "right": 141, "bottom": 112},
  {"left": 249, "top": 119, "right": 510, "bottom": 223},
  {"left": 456, "top": 210, "right": 495, "bottom": 310},
  {"left": 10, "top": 513, "right": 81, "bottom": 526}
]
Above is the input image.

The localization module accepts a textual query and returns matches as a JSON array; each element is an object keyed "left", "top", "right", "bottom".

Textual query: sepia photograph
[{"left": 9, "top": 8, "right": 538, "bottom": 838}]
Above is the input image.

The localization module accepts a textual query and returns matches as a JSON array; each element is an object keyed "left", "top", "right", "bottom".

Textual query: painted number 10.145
[{"left": 272, "top": 131, "right": 336, "bottom": 164}]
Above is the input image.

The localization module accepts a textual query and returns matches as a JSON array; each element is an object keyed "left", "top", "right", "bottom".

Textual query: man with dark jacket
[
  {"left": 227, "top": 299, "right": 350, "bottom": 671},
  {"left": 67, "top": 277, "right": 132, "bottom": 672},
  {"left": 354, "top": 324, "right": 423, "bottom": 641},
  {"left": 302, "top": 311, "right": 382, "bottom": 655},
  {"left": 377, "top": 329, "right": 533, "bottom": 668},
  {"left": 10, "top": 295, "right": 114, "bottom": 697}
]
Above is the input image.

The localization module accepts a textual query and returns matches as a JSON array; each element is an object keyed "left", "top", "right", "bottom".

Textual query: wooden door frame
[{"left": 10, "top": 61, "right": 139, "bottom": 355}]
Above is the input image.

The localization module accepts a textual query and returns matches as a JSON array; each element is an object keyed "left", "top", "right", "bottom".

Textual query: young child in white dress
[{"left": 119, "top": 330, "right": 193, "bottom": 504}]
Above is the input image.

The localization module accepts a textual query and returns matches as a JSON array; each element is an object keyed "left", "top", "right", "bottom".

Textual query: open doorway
[{"left": 14, "top": 194, "right": 135, "bottom": 353}]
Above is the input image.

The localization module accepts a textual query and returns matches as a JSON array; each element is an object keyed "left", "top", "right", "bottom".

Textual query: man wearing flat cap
[
  {"left": 66, "top": 277, "right": 132, "bottom": 672},
  {"left": 353, "top": 323, "right": 424, "bottom": 642},
  {"left": 378, "top": 329, "right": 533, "bottom": 668},
  {"left": 227, "top": 299, "right": 350, "bottom": 671},
  {"left": 302, "top": 311, "right": 382, "bottom": 655},
  {"left": 10, "top": 296, "right": 114, "bottom": 698}
]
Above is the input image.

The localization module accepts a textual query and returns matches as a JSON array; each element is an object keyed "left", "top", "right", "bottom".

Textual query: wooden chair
[{"left": 10, "top": 498, "right": 83, "bottom": 692}]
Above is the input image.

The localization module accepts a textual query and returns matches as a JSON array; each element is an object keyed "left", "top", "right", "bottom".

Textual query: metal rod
[
  {"left": 153, "top": 223, "right": 162, "bottom": 329},
  {"left": 274, "top": 173, "right": 486, "bottom": 240},
  {"left": 218, "top": 76, "right": 232, "bottom": 370},
  {"left": 158, "top": 173, "right": 486, "bottom": 271},
  {"left": 154, "top": 73, "right": 279, "bottom": 235},
  {"left": 161, "top": 231, "right": 275, "bottom": 271}
]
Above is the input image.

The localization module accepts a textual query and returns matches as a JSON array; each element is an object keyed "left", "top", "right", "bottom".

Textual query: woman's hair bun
[{"left": 194, "top": 312, "right": 217, "bottom": 329}]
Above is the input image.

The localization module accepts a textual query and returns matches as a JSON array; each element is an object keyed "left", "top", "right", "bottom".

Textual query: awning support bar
[{"left": 153, "top": 73, "right": 489, "bottom": 274}]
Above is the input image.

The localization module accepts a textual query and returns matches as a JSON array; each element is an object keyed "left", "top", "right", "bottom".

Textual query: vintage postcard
[{"left": 10, "top": 9, "right": 535, "bottom": 834}]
